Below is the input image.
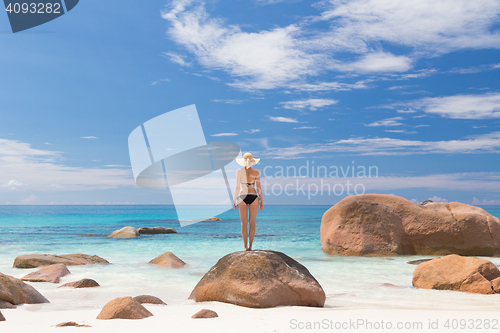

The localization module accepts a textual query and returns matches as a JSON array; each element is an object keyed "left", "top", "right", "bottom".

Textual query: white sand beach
[{"left": 3, "top": 303, "right": 500, "bottom": 333}]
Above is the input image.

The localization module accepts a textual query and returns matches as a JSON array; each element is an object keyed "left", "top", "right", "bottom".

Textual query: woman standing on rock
[{"left": 233, "top": 152, "right": 264, "bottom": 251}]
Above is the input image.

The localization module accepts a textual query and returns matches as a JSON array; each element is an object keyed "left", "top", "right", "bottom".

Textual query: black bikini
[
  {"left": 240, "top": 193, "right": 258, "bottom": 205},
  {"left": 239, "top": 181, "right": 259, "bottom": 205}
]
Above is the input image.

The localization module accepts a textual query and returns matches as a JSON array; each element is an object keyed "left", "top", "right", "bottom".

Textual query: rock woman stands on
[{"left": 233, "top": 152, "right": 264, "bottom": 251}]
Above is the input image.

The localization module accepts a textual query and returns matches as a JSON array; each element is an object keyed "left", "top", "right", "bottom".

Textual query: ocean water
[{"left": 1, "top": 205, "right": 500, "bottom": 312}]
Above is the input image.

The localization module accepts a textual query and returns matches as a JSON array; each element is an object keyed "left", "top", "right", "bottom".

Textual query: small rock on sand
[
  {"left": 413, "top": 254, "right": 500, "bottom": 294},
  {"left": 58, "top": 278, "right": 99, "bottom": 289},
  {"left": 0, "top": 300, "right": 16, "bottom": 309},
  {"left": 55, "top": 322, "right": 91, "bottom": 327},
  {"left": 191, "top": 309, "right": 218, "bottom": 318},
  {"left": 0, "top": 272, "right": 49, "bottom": 305},
  {"left": 0, "top": 311, "right": 5, "bottom": 321},
  {"left": 96, "top": 297, "right": 153, "bottom": 320},
  {"left": 133, "top": 295, "right": 166, "bottom": 305}
]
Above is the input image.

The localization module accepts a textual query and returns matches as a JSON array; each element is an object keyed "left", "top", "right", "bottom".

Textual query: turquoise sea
[{"left": 1, "top": 205, "right": 500, "bottom": 311}]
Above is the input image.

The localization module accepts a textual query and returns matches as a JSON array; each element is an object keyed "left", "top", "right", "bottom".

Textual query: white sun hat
[{"left": 236, "top": 152, "right": 260, "bottom": 169}]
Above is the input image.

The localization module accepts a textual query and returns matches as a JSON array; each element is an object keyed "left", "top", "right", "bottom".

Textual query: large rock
[
  {"left": 133, "top": 295, "right": 166, "bottom": 305},
  {"left": 321, "top": 194, "right": 500, "bottom": 256},
  {"left": 413, "top": 254, "right": 500, "bottom": 294},
  {"left": 96, "top": 297, "right": 153, "bottom": 320},
  {"left": 14, "top": 254, "right": 109, "bottom": 268},
  {"left": 0, "top": 272, "right": 49, "bottom": 305},
  {"left": 58, "top": 278, "right": 99, "bottom": 289},
  {"left": 137, "top": 227, "right": 177, "bottom": 235},
  {"left": 21, "top": 264, "right": 70, "bottom": 283},
  {"left": 149, "top": 252, "right": 186, "bottom": 268},
  {"left": 109, "top": 226, "right": 140, "bottom": 238},
  {"left": 189, "top": 250, "right": 326, "bottom": 308}
]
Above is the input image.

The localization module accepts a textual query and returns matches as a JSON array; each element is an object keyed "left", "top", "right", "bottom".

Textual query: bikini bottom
[{"left": 239, "top": 194, "right": 258, "bottom": 205}]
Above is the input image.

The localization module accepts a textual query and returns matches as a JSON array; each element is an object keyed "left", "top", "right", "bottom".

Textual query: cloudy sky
[{"left": 1, "top": 0, "right": 500, "bottom": 205}]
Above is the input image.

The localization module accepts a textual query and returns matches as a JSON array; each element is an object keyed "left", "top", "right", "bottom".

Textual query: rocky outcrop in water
[
  {"left": 109, "top": 226, "right": 140, "bottom": 238},
  {"left": 14, "top": 254, "right": 109, "bottom": 268},
  {"left": 137, "top": 227, "right": 177, "bottom": 234},
  {"left": 149, "top": 252, "right": 186, "bottom": 268},
  {"left": 21, "top": 264, "right": 70, "bottom": 283},
  {"left": 321, "top": 194, "right": 500, "bottom": 256}
]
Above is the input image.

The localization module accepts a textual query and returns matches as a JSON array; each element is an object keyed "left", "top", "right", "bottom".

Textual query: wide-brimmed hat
[{"left": 236, "top": 152, "right": 260, "bottom": 169}]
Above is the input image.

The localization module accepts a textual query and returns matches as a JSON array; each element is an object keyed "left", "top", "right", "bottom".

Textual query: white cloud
[
  {"left": 1, "top": 179, "right": 26, "bottom": 189},
  {"left": 472, "top": 197, "right": 500, "bottom": 205},
  {"left": 151, "top": 78, "right": 171, "bottom": 85},
  {"left": 81, "top": 136, "right": 98, "bottom": 139},
  {"left": 384, "top": 129, "right": 416, "bottom": 134},
  {"left": 261, "top": 131, "right": 500, "bottom": 158},
  {"left": 211, "top": 99, "right": 245, "bottom": 104},
  {"left": 267, "top": 116, "right": 298, "bottom": 123},
  {"left": 387, "top": 86, "right": 406, "bottom": 91},
  {"left": 331, "top": 52, "right": 412, "bottom": 73},
  {"left": 293, "top": 126, "right": 319, "bottom": 130},
  {"left": 0, "top": 138, "right": 133, "bottom": 191},
  {"left": 22, "top": 194, "right": 37, "bottom": 204},
  {"left": 162, "top": 52, "right": 190, "bottom": 66},
  {"left": 427, "top": 196, "right": 448, "bottom": 203},
  {"left": 396, "top": 109, "right": 416, "bottom": 114},
  {"left": 162, "top": 0, "right": 500, "bottom": 91},
  {"left": 408, "top": 92, "right": 500, "bottom": 119},
  {"left": 210, "top": 132, "right": 238, "bottom": 136},
  {"left": 162, "top": 1, "right": 317, "bottom": 90},
  {"left": 365, "top": 117, "right": 404, "bottom": 127},
  {"left": 318, "top": 0, "right": 500, "bottom": 55},
  {"left": 280, "top": 98, "right": 338, "bottom": 111},
  {"left": 287, "top": 80, "right": 369, "bottom": 92},
  {"left": 446, "top": 62, "right": 500, "bottom": 75},
  {"left": 244, "top": 129, "right": 261, "bottom": 134}
]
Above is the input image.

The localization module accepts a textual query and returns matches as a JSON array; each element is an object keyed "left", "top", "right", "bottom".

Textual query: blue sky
[{"left": 0, "top": 0, "right": 500, "bottom": 205}]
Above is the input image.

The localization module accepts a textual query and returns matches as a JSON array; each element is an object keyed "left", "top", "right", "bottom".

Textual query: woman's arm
[
  {"left": 233, "top": 169, "right": 240, "bottom": 210},
  {"left": 256, "top": 170, "right": 264, "bottom": 211}
]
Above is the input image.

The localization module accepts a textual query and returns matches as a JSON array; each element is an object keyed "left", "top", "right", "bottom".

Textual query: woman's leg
[
  {"left": 238, "top": 201, "right": 249, "bottom": 250},
  {"left": 247, "top": 198, "right": 259, "bottom": 250}
]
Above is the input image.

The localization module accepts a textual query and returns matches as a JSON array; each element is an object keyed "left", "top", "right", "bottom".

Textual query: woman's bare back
[{"left": 238, "top": 167, "right": 260, "bottom": 195}]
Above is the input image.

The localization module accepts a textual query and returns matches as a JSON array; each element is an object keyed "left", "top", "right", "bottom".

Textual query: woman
[{"left": 233, "top": 152, "right": 264, "bottom": 251}]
